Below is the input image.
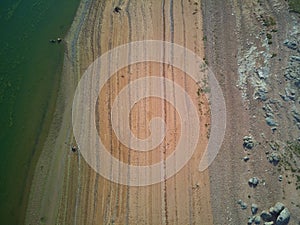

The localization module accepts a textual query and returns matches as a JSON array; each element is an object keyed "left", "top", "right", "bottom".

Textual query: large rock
[
  {"left": 270, "top": 202, "right": 285, "bottom": 215},
  {"left": 283, "top": 40, "right": 297, "bottom": 50},
  {"left": 268, "top": 152, "right": 280, "bottom": 165},
  {"left": 252, "top": 204, "right": 259, "bottom": 215},
  {"left": 249, "top": 177, "right": 259, "bottom": 187},
  {"left": 266, "top": 116, "right": 278, "bottom": 127},
  {"left": 244, "top": 136, "right": 255, "bottom": 149},
  {"left": 276, "top": 208, "right": 290, "bottom": 225}
]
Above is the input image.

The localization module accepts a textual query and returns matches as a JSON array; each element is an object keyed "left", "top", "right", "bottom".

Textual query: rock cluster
[
  {"left": 248, "top": 177, "right": 259, "bottom": 187},
  {"left": 262, "top": 100, "right": 280, "bottom": 131},
  {"left": 248, "top": 215, "right": 261, "bottom": 225},
  {"left": 282, "top": 35, "right": 300, "bottom": 132},
  {"left": 260, "top": 202, "right": 290, "bottom": 225},
  {"left": 247, "top": 202, "right": 290, "bottom": 224},
  {"left": 267, "top": 152, "right": 281, "bottom": 165},
  {"left": 244, "top": 136, "right": 255, "bottom": 149},
  {"left": 247, "top": 204, "right": 260, "bottom": 224}
]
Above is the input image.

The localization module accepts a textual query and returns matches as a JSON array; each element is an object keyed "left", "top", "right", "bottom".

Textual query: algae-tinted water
[{"left": 0, "top": 0, "right": 80, "bottom": 224}]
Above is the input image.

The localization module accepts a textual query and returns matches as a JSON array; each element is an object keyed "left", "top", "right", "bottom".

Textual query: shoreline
[
  {"left": 0, "top": 0, "right": 82, "bottom": 224},
  {"left": 25, "top": 1, "right": 92, "bottom": 224}
]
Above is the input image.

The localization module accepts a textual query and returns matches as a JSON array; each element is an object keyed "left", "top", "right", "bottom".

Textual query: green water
[{"left": 0, "top": 0, "right": 80, "bottom": 224}]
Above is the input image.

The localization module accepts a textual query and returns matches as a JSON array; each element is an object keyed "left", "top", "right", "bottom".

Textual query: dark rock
[
  {"left": 276, "top": 208, "right": 290, "bottom": 225},
  {"left": 279, "top": 94, "right": 290, "bottom": 102},
  {"left": 270, "top": 202, "right": 285, "bottom": 215},
  {"left": 267, "top": 152, "right": 280, "bottom": 165},
  {"left": 291, "top": 55, "right": 300, "bottom": 62},
  {"left": 241, "top": 202, "right": 248, "bottom": 210},
  {"left": 254, "top": 215, "right": 261, "bottom": 224},
  {"left": 252, "top": 203, "right": 259, "bottom": 215},
  {"left": 261, "top": 210, "right": 273, "bottom": 221},
  {"left": 248, "top": 216, "right": 255, "bottom": 225},
  {"left": 113, "top": 6, "right": 122, "bottom": 13},
  {"left": 292, "top": 109, "right": 300, "bottom": 123},
  {"left": 71, "top": 145, "right": 78, "bottom": 152},
  {"left": 285, "top": 86, "right": 296, "bottom": 100},
  {"left": 256, "top": 68, "right": 269, "bottom": 79},
  {"left": 248, "top": 177, "right": 259, "bottom": 187},
  {"left": 244, "top": 156, "right": 250, "bottom": 162},
  {"left": 283, "top": 40, "right": 297, "bottom": 50},
  {"left": 238, "top": 199, "right": 248, "bottom": 210},
  {"left": 254, "top": 88, "right": 268, "bottom": 101},
  {"left": 266, "top": 116, "right": 278, "bottom": 127},
  {"left": 244, "top": 136, "right": 255, "bottom": 149}
]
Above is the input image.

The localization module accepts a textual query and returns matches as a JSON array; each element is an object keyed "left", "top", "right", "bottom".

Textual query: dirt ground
[{"left": 203, "top": 0, "right": 300, "bottom": 224}]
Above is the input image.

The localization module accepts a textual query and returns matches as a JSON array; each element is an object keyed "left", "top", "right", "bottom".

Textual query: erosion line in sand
[
  {"left": 161, "top": 1, "right": 169, "bottom": 224},
  {"left": 125, "top": 1, "right": 132, "bottom": 223}
]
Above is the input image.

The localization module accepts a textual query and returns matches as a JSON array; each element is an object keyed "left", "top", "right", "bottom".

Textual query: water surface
[{"left": 0, "top": 0, "right": 80, "bottom": 224}]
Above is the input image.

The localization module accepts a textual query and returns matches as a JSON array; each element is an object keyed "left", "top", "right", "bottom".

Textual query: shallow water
[{"left": 0, "top": 0, "right": 80, "bottom": 224}]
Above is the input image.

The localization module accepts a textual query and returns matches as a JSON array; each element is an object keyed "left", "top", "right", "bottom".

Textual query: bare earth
[{"left": 26, "top": 0, "right": 300, "bottom": 224}]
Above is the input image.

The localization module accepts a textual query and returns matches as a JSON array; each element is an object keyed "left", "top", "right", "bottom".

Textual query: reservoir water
[{"left": 0, "top": 0, "right": 80, "bottom": 224}]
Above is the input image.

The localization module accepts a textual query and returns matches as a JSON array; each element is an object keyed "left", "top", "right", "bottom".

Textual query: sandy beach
[
  {"left": 26, "top": 0, "right": 300, "bottom": 224},
  {"left": 26, "top": 0, "right": 214, "bottom": 224}
]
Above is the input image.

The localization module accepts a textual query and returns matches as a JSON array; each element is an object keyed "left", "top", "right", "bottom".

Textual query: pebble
[{"left": 244, "top": 156, "right": 250, "bottom": 162}]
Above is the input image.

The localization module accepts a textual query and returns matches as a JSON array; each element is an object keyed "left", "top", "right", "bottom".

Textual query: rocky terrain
[{"left": 203, "top": 0, "right": 300, "bottom": 224}]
